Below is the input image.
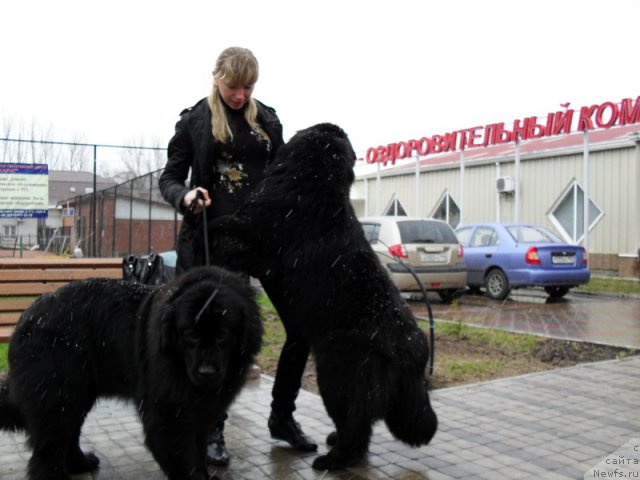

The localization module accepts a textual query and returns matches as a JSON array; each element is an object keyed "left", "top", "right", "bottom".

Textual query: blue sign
[{"left": 0, "top": 163, "right": 49, "bottom": 218}]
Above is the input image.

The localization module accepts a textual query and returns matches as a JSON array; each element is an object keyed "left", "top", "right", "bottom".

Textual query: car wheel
[
  {"left": 438, "top": 289, "right": 462, "bottom": 304},
  {"left": 484, "top": 269, "right": 510, "bottom": 300},
  {"left": 544, "top": 286, "right": 570, "bottom": 298}
]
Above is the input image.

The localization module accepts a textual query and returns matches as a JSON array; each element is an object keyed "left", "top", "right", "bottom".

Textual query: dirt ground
[
  {"left": 264, "top": 332, "right": 636, "bottom": 395},
  {"left": 427, "top": 334, "right": 635, "bottom": 390}
]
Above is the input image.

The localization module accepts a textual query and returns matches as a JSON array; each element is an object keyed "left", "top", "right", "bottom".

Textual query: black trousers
[{"left": 260, "top": 276, "right": 310, "bottom": 417}]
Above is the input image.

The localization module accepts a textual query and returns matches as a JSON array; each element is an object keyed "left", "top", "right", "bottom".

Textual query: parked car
[
  {"left": 359, "top": 216, "right": 467, "bottom": 303},
  {"left": 455, "top": 222, "right": 591, "bottom": 300}
]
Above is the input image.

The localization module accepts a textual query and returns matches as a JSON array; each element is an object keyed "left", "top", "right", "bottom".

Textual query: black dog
[
  {"left": 0, "top": 266, "right": 262, "bottom": 480},
  {"left": 210, "top": 123, "right": 438, "bottom": 470}
]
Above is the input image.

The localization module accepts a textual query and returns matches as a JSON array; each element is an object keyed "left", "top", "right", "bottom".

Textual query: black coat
[{"left": 159, "top": 97, "right": 284, "bottom": 272}]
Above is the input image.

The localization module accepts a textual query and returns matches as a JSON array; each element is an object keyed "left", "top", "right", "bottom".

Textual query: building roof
[
  {"left": 358, "top": 124, "right": 640, "bottom": 178},
  {"left": 49, "top": 170, "right": 116, "bottom": 206}
]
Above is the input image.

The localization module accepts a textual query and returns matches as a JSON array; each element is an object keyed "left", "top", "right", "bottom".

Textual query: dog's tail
[
  {"left": 0, "top": 377, "right": 24, "bottom": 431},
  {"left": 384, "top": 376, "right": 437, "bottom": 446}
]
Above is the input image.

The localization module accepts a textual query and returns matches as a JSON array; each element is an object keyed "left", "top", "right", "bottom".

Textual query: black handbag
[
  {"left": 122, "top": 191, "right": 207, "bottom": 286},
  {"left": 122, "top": 253, "right": 172, "bottom": 286}
]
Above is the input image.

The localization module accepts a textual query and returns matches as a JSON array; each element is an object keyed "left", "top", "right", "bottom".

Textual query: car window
[
  {"left": 360, "top": 223, "right": 380, "bottom": 244},
  {"left": 470, "top": 227, "right": 499, "bottom": 247},
  {"left": 456, "top": 227, "right": 472, "bottom": 245},
  {"left": 506, "top": 225, "right": 561, "bottom": 243},
  {"left": 397, "top": 221, "right": 457, "bottom": 244}
]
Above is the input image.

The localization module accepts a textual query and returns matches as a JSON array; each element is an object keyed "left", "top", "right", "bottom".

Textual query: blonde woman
[{"left": 159, "top": 46, "right": 316, "bottom": 467}]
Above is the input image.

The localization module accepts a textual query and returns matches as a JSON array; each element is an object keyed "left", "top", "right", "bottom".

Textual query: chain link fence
[
  {"left": 1, "top": 137, "right": 178, "bottom": 258},
  {"left": 72, "top": 168, "right": 180, "bottom": 258}
]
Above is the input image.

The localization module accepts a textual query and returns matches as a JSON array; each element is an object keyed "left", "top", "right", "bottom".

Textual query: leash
[
  {"left": 383, "top": 247, "right": 436, "bottom": 377},
  {"left": 187, "top": 189, "right": 217, "bottom": 324},
  {"left": 195, "top": 288, "right": 218, "bottom": 324},
  {"left": 399, "top": 260, "right": 435, "bottom": 377},
  {"left": 187, "top": 190, "right": 210, "bottom": 267}
]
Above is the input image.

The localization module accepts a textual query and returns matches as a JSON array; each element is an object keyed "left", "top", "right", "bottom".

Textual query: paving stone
[{"left": 1, "top": 343, "right": 638, "bottom": 479}]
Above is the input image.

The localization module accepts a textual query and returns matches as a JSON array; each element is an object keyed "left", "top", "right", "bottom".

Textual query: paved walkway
[
  {"left": 1, "top": 356, "right": 638, "bottom": 479},
  {"left": 2, "top": 292, "right": 639, "bottom": 479}
]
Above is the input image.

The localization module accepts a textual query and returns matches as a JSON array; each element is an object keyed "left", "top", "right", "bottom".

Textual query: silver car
[{"left": 359, "top": 216, "right": 467, "bottom": 303}]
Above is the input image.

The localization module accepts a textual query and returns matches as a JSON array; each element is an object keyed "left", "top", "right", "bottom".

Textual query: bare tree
[
  {"left": 1, "top": 117, "right": 93, "bottom": 171},
  {"left": 16, "top": 130, "right": 28, "bottom": 163},
  {"left": 149, "top": 137, "right": 168, "bottom": 172},
  {"left": 64, "top": 133, "right": 90, "bottom": 172},
  {"left": 29, "top": 119, "right": 58, "bottom": 166},
  {"left": 1, "top": 115, "right": 13, "bottom": 162},
  {"left": 1, "top": 117, "right": 166, "bottom": 181},
  {"left": 1, "top": 115, "right": 28, "bottom": 163},
  {"left": 117, "top": 136, "right": 167, "bottom": 180},
  {"left": 1, "top": 117, "right": 59, "bottom": 165}
]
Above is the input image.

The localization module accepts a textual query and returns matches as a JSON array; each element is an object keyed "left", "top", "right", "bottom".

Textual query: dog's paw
[
  {"left": 312, "top": 450, "right": 361, "bottom": 471},
  {"left": 67, "top": 451, "right": 100, "bottom": 474},
  {"left": 312, "top": 453, "right": 339, "bottom": 471},
  {"left": 326, "top": 431, "right": 338, "bottom": 446}
]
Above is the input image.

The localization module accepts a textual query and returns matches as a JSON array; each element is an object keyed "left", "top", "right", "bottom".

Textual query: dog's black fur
[
  {"left": 0, "top": 266, "right": 262, "bottom": 480},
  {"left": 210, "top": 123, "right": 438, "bottom": 470}
]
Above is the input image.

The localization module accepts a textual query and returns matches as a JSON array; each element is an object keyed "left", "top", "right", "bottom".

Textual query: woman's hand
[{"left": 183, "top": 187, "right": 212, "bottom": 215}]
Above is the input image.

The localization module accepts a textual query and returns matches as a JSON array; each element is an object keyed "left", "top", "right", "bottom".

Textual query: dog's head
[
  {"left": 155, "top": 266, "right": 262, "bottom": 388},
  {"left": 269, "top": 122, "right": 357, "bottom": 191}
]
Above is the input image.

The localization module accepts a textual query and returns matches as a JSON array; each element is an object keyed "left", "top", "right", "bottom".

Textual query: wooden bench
[{"left": 0, "top": 258, "right": 123, "bottom": 342}]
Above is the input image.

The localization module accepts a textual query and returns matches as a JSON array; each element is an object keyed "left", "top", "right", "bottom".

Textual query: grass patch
[
  {"left": 427, "top": 319, "right": 541, "bottom": 354},
  {"left": 577, "top": 276, "right": 640, "bottom": 296},
  {"left": 255, "top": 293, "right": 286, "bottom": 373},
  {"left": 425, "top": 319, "right": 548, "bottom": 387},
  {"left": 445, "top": 359, "right": 504, "bottom": 377},
  {"left": 0, "top": 343, "right": 7, "bottom": 372}
]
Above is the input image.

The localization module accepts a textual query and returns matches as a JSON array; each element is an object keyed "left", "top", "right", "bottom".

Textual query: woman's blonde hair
[{"left": 208, "top": 46, "right": 268, "bottom": 143}]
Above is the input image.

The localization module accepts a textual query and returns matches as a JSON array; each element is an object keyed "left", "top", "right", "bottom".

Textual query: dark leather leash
[
  {"left": 188, "top": 189, "right": 217, "bottom": 324},
  {"left": 187, "top": 190, "right": 210, "bottom": 267}
]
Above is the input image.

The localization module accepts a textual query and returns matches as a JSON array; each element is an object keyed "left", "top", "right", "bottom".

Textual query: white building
[{"left": 352, "top": 103, "right": 640, "bottom": 277}]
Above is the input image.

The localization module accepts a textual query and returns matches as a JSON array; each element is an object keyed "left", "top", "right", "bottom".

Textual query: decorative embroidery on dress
[
  {"left": 251, "top": 128, "right": 272, "bottom": 153},
  {"left": 216, "top": 152, "right": 247, "bottom": 193}
]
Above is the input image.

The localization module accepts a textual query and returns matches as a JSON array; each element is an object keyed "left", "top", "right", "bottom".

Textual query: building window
[
  {"left": 360, "top": 222, "right": 381, "bottom": 244},
  {"left": 548, "top": 179, "right": 603, "bottom": 243},
  {"left": 383, "top": 194, "right": 407, "bottom": 216},
  {"left": 431, "top": 190, "right": 461, "bottom": 228},
  {"left": 3, "top": 225, "right": 17, "bottom": 237}
]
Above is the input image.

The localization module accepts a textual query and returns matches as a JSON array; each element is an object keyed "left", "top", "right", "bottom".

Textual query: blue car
[{"left": 455, "top": 223, "right": 591, "bottom": 300}]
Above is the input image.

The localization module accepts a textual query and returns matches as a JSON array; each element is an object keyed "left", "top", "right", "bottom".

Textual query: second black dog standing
[{"left": 211, "top": 123, "right": 438, "bottom": 470}]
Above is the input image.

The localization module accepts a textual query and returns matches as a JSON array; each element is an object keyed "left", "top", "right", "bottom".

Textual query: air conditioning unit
[{"left": 496, "top": 176, "right": 516, "bottom": 193}]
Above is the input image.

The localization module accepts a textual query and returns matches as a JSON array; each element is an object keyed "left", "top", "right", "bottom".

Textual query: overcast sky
[{"left": 1, "top": 0, "right": 638, "bottom": 173}]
